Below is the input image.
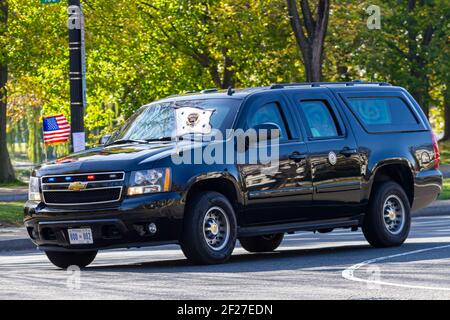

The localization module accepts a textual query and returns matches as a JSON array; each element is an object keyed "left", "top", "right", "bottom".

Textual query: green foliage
[
  {"left": 3, "top": 0, "right": 450, "bottom": 163},
  {"left": 439, "top": 179, "right": 450, "bottom": 200},
  {"left": 439, "top": 140, "right": 450, "bottom": 165},
  {"left": 351, "top": 0, "right": 449, "bottom": 113}
]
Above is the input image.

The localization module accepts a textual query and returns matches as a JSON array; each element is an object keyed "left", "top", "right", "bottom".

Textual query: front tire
[
  {"left": 362, "top": 181, "right": 411, "bottom": 248},
  {"left": 239, "top": 233, "right": 284, "bottom": 253},
  {"left": 45, "top": 251, "right": 98, "bottom": 269},
  {"left": 180, "top": 191, "right": 237, "bottom": 265}
]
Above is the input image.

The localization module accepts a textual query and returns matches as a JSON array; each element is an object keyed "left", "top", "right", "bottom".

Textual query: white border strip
[{"left": 342, "top": 244, "right": 450, "bottom": 291}]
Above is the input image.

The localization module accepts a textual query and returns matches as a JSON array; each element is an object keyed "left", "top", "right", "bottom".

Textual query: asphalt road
[{"left": 2, "top": 215, "right": 450, "bottom": 300}]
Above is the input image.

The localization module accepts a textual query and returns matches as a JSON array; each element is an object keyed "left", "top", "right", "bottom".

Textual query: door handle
[
  {"left": 289, "top": 152, "right": 306, "bottom": 162},
  {"left": 340, "top": 147, "right": 358, "bottom": 157}
]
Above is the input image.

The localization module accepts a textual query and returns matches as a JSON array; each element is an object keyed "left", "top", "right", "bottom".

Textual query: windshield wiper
[
  {"left": 107, "top": 139, "right": 148, "bottom": 146},
  {"left": 144, "top": 137, "right": 175, "bottom": 142}
]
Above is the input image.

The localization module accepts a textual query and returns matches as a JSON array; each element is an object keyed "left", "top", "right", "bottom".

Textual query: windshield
[{"left": 110, "top": 98, "right": 242, "bottom": 143}]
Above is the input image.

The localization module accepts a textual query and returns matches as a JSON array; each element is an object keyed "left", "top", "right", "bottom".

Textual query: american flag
[{"left": 43, "top": 114, "right": 71, "bottom": 145}]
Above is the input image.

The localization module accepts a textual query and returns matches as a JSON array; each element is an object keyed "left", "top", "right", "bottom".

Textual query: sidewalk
[
  {"left": 0, "top": 187, "right": 28, "bottom": 202},
  {"left": 0, "top": 227, "right": 35, "bottom": 252},
  {"left": 1, "top": 200, "right": 449, "bottom": 252},
  {"left": 412, "top": 199, "right": 450, "bottom": 216},
  {"left": 440, "top": 164, "right": 450, "bottom": 178}
]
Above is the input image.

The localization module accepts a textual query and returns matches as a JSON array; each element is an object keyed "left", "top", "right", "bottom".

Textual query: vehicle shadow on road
[{"left": 85, "top": 241, "right": 450, "bottom": 274}]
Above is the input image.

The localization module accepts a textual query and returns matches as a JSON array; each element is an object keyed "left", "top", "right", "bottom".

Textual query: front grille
[
  {"left": 41, "top": 171, "right": 125, "bottom": 206},
  {"left": 43, "top": 188, "right": 122, "bottom": 204}
]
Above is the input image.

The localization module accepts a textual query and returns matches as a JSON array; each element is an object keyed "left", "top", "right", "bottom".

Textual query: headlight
[
  {"left": 29, "top": 176, "right": 42, "bottom": 201},
  {"left": 127, "top": 168, "right": 171, "bottom": 196}
]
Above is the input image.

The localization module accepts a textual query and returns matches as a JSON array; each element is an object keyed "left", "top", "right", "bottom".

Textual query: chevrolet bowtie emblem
[{"left": 68, "top": 181, "right": 88, "bottom": 191}]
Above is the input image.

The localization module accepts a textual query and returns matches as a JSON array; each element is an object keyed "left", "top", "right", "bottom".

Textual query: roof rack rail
[
  {"left": 270, "top": 84, "right": 284, "bottom": 89},
  {"left": 200, "top": 88, "right": 219, "bottom": 93},
  {"left": 269, "top": 81, "right": 391, "bottom": 89}
]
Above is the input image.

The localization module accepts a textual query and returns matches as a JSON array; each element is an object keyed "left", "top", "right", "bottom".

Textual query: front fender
[{"left": 182, "top": 169, "right": 245, "bottom": 206}]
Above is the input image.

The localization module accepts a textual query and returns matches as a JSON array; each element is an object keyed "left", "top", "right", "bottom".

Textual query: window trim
[
  {"left": 339, "top": 92, "right": 427, "bottom": 134},
  {"left": 297, "top": 99, "right": 345, "bottom": 141}
]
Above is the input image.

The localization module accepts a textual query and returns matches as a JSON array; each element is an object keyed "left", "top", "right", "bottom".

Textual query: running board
[{"left": 238, "top": 216, "right": 362, "bottom": 237}]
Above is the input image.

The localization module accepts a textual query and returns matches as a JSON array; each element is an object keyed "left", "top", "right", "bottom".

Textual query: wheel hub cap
[
  {"left": 207, "top": 220, "right": 219, "bottom": 236},
  {"left": 387, "top": 208, "right": 396, "bottom": 221},
  {"left": 383, "top": 195, "right": 405, "bottom": 235},
  {"left": 203, "top": 206, "right": 230, "bottom": 251}
]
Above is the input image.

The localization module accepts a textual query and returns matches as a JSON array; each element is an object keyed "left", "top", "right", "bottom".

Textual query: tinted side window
[
  {"left": 248, "top": 102, "right": 289, "bottom": 139},
  {"left": 299, "top": 101, "right": 340, "bottom": 138},
  {"left": 347, "top": 97, "right": 418, "bottom": 132}
]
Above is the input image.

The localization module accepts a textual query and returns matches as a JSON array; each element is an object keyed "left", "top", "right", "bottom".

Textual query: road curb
[
  {"left": 0, "top": 201, "right": 448, "bottom": 252},
  {"left": 412, "top": 200, "right": 450, "bottom": 217}
]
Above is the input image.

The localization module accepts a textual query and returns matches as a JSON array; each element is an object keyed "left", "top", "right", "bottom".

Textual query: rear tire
[
  {"left": 362, "top": 181, "right": 411, "bottom": 248},
  {"left": 180, "top": 191, "right": 237, "bottom": 265},
  {"left": 45, "top": 251, "right": 98, "bottom": 269},
  {"left": 239, "top": 233, "right": 284, "bottom": 253}
]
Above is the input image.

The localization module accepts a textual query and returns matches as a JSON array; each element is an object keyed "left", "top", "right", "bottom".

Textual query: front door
[{"left": 236, "top": 92, "right": 313, "bottom": 225}]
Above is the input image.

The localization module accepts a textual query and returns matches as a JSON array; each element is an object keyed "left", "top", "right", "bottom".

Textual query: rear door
[{"left": 285, "top": 88, "right": 364, "bottom": 219}]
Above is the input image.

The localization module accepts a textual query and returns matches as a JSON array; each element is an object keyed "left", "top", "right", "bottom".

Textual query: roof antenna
[{"left": 227, "top": 86, "right": 235, "bottom": 96}]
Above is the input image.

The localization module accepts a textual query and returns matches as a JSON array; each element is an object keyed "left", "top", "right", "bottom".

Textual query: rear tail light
[{"left": 432, "top": 132, "right": 440, "bottom": 169}]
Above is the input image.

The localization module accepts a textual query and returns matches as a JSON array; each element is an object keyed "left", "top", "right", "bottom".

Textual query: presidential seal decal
[{"left": 328, "top": 151, "right": 337, "bottom": 165}]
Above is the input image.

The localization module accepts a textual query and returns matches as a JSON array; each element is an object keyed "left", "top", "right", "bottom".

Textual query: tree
[
  {"left": 354, "top": 0, "right": 449, "bottom": 116},
  {"left": 427, "top": 2, "right": 450, "bottom": 139},
  {"left": 321, "top": 0, "right": 364, "bottom": 82},
  {"left": 286, "top": 0, "right": 330, "bottom": 82},
  {"left": 135, "top": 0, "right": 298, "bottom": 90},
  {"left": 138, "top": 0, "right": 238, "bottom": 89},
  {"left": 0, "top": 0, "right": 15, "bottom": 182}
]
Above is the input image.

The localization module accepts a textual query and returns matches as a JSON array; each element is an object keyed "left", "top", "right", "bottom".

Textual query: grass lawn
[
  {"left": 439, "top": 140, "right": 450, "bottom": 165},
  {"left": 439, "top": 179, "right": 450, "bottom": 200},
  {"left": 0, "top": 180, "right": 27, "bottom": 188},
  {"left": 0, "top": 202, "right": 24, "bottom": 226}
]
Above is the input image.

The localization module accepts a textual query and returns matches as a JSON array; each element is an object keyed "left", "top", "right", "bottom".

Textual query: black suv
[{"left": 24, "top": 82, "right": 442, "bottom": 268}]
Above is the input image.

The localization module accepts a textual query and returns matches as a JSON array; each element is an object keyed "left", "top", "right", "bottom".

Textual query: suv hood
[{"left": 35, "top": 142, "right": 176, "bottom": 176}]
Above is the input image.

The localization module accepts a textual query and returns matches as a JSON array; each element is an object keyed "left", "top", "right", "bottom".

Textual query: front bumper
[{"left": 24, "top": 192, "right": 184, "bottom": 252}]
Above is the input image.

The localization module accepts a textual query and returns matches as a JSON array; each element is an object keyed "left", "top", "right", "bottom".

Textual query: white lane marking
[{"left": 342, "top": 244, "right": 450, "bottom": 291}]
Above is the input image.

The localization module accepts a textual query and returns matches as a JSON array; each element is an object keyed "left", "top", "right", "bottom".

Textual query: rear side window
[
  {"left": 347, "top": 97, "right": 419, "bottom": 133},
  {"left": 299, "top": 101, "right": 340, "bottom": 138}
]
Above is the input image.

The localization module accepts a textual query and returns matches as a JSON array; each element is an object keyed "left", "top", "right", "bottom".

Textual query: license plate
[{"left": 68, "top": 228, "right": 93, "bottom": 245}]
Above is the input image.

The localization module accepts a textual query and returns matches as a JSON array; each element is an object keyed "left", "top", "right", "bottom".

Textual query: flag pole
[
  {"left": 41, "top": 110, "right": 48, "bottom": 164},
  {"left": 43, "top": 143, "right": 48, "bottom": 163},
  {"left": 68, "top": 0, "right": 86, "bottom": 153}
]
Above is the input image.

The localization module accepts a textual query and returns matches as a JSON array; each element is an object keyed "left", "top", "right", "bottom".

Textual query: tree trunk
[
  {"left": 200, "top": 51, "right": 235, "bottom": 89},
  {"left": 221, "top": 53, "right": 235, "bottom": 89},
  {"left": 0, "top": 0, "right": 15, "bottom": 182},
  {"left": 0, "top": 64, "right": 15, "bottom": 182},
  {"left": 443, "top": 93, "right": 450, "bottom": 140},
  {"left": 406, "top": 1, "right": 433, "bottom": 116},
  {"left": 287, "top": 0, "right": 330, "bottom": 82}
]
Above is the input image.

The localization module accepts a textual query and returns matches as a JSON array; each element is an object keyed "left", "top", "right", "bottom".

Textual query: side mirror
[
  {"left": 251, "top": 123, "right": 281, "bottom": 142},
  {"left": 99, "top": 134, "right": 112, "bottom": 146}
]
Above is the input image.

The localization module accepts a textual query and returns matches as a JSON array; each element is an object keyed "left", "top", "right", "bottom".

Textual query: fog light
[{"left": 148, "top": 223, "right": 157, "bottom": 234}]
